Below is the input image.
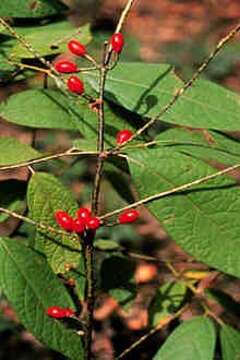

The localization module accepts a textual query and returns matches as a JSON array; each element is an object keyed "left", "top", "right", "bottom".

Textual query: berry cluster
[
  {"left": 54, "top": 39, "right": 86, "bottom": 95},
  {"left": 55, "top": 207, "right": 101, "bottom": 234},
  {"left": 47, "top": 306, "right": 74, "bottom": 319},
  {"left": 53, "top": 33, "right": 124, "bottom": 96}
]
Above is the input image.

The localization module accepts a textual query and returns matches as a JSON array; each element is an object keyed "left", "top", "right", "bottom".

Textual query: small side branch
[
  {"left": 116, "top": 305, "right": 188, "bottom": 359},
  {"left": 100, "top": 162, "right": 240, "bottom": 220}
]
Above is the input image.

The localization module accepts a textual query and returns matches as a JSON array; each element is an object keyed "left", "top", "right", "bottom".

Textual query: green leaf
[
  {"left": 155, "top": 128, "right": 240, "bottom": 165},
  {"left": 220, "top": 325, "right": 240, "bottom": 360},
  {"left": 94, "top": 239, "right": 120, "bottom": 251},
  {"left": 0, "top": 0, "right": 67, "bottom": 18},
  {"left": 149, "top": 281, "right": 187, "bottom": 326},
  {"left": 128, "top": 147, "right": 240, "bottom": 278},
  {"left": 0, "top": 137, "right": 39, "bottom": 165},
  {"left": 0, "top": 90, "right": 82, "bottom": 130},
  {"left": 0, "top": 180, "right": 26, "bottom": 222},
  {"left": 153, "top": 316, "right": 216, "bottom": 360},
  {"left": 27, "top": 172, "right": 81, "bottom": 273},
  {"left": 85, "top": 62, "right": 240, "bottom": 131},
  {"left": 0, "top": 237, "right": 84, "bottom": 360},
  {"left": 10, "top": 22, "right": 91, "bottom": 59}
]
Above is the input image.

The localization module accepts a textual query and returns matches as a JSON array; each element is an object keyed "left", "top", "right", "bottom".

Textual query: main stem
[
  {"left": 84, "top": 64, "right": 107, "bottom": 359},
  {"left": 83, "top": 2, "right": 137, "bottom": 356}
]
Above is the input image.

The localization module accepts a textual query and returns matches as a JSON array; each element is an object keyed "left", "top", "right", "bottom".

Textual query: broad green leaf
[
  {"left": 128, "top": 147, "right": 240, "bottom": 277},
  {"left": 0, "top": 237, "right": 84, "bottom": 360},
  {"left": 220, "top": 325, "right": 240, "bottom": 360},
  {"left": 27, "top": 172, "right": 81, "bottom": 273},
  {"left": 10, "top": 22, "right": 91, "bottom": 59},
  {"left": 0, "top": 180, "right": 26, "bottom": 222},
  {"left": 0, "top": 0, "right": 67, "bottom": 18},
  {"left": 153, "top": 316, "right": 216, "bottom": 360},
  {"left": 85, "top": 62, "right": 240, "bottom": 131},
  {"left": 155, "top": 128, "right": 240, "bottom": 165},
  {"left": 0, "top": 90, "right": 82, "bottom": 130},
  {"left": 0, "top": 137, "right": 39, "bottom": 165},
  {"left": 149, "top": 281, "right": 187, "bottom": 326}
]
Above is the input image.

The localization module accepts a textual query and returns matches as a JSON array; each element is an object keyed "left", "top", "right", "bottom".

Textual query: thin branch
[
  {"left": 114, "top": 21, "right": 240, "bottom": 150},
  {"left": 0, "top": 207, "right": 76, "bottom": 238},
  {"left": 100, "top": 162, "right": 240, "bottom": 220},
  {"left": 115, "top": 0, "right": 138, "bottom": 33},
  {"left": 84, "top": 1, "right": 138, "bottom": 358},
  {"left": 0, "top": 149, "right": 98, "bottom": 172},
  {"left": 116, "top": 305, "right": 188, "bottom": 359}
]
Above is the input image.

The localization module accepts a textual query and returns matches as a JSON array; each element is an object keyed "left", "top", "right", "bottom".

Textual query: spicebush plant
[{"left": 1, "top": 0, "right": 240, "bottom": 359}]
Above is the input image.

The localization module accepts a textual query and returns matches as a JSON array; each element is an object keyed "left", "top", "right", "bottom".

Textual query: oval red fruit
[
  {"left": 54, "top": 60, "right": 78, "bottom": 73},
  {"left": 86, "top": 217, "right": 101, "bottom": 230},
  {"left": 111, "top": 33, "right": 124, "bottom": 53},
  {"left": 55, "top": 211, "right": 74, "bottom": 231},
  {"left": 76, "top": 207, "right": 91, "bottom": 220},
  {"left": 116, "top": 130, "right": 133, "bottom": 145},
  {"left": 118, "top": 209, "right": 139, "bottom": 224},
  {"left": 73, "top": 218, "right": 85, "bottom": 234},
  {"left": 67, "top": 76, "right": 84, "bottom": 95},
  {"left": 64, "top": 308, "right": 75, "bottom": 317},
  {"left": 68, "top": 39, "right": 87, "bottom": 57},
  {"left": 47, "top": 306, "right": 66, "bottom": 319}
]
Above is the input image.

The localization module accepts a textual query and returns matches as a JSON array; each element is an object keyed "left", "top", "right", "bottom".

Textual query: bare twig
[
  {"left": 0, "top": 207, "right": 76, "bottom": 238},
  {"left": 100, "top": 162, "right": 240, "bottom": 220},
  {"left": 0, "top": 149, "right": 98, "bottom": 172},
  {"left": 116, "top": 305, "right": 188, "bottom": 359}
]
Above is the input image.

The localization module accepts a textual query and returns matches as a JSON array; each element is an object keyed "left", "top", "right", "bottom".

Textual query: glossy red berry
[
  {"left": 73, "top": 218, "right": 85, "bottom": 234},
  {"left": 110, "top": 33, "right": 124, "bottom": 53},
  {"left": 118, "top": 209, "right": 139, "bottom": 224},
  {"left": 47, "top": 306, "right": 67, "bottom": 319},
  {"left": 67, "top": 76, "right": 85, "bottom": 95},
  {"left": 76, "top": 207, "right": 91, "bottom": 220},
  {"left": 64, "top": 308, "right": 75, "bottom": 317},
  {"left": 54, "top": 60, "right": 78, "bottom": 73},
  {"left": 68, "top": 39, "right": 87, "bottom": 57},
  {"left": 55, "top": 211, "right": 74, "bottom": 232},
  {"left": 85, "top": 217, "right": 101, "bottom": 230},
  {"left": 116, "top": 130, "right": 133, "bottom": 145}
]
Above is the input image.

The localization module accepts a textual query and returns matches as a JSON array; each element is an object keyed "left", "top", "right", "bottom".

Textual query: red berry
[
  {"left": 76, "top": 207, "right": 91, "bottom": 221},
  {"left": 85, "top": 217, "right": 101, "bottom": 230},
  {"left": 54, "top": 60, "right": 78, "bottom": 73},
  {"left": 64, "top": 308, "right": 75, "bottom": 317},
  {"left": 67, "top": 76, "right": 85, "bottom": 95},
  {"left": 47, "top": 306, "right": 66, "bottom": 319},
  {"left": 118, "top": 209, "right": 139, "bottom": 224},
  {"left": 116, "top": 130, "right": 133, "bottom": 145},
  {"left": 68, "top": 39, "right": 87, "bottom": 57},
  {"left": 73, "top": 218, "right": 85, "bottom": 234},
  {"left": 55, "top": 211, "right": 74, "bottom": 232},
  {"left": 110, "top": 33, "right": 124, "bottom": 53}
]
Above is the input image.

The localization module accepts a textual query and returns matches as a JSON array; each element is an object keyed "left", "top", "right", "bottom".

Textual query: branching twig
[
  {"left": 114, "top": 21, "right": 240, "bottom": 150},
  {"left": 100, "top": 162, "right": 240, "bottom": 220}
]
